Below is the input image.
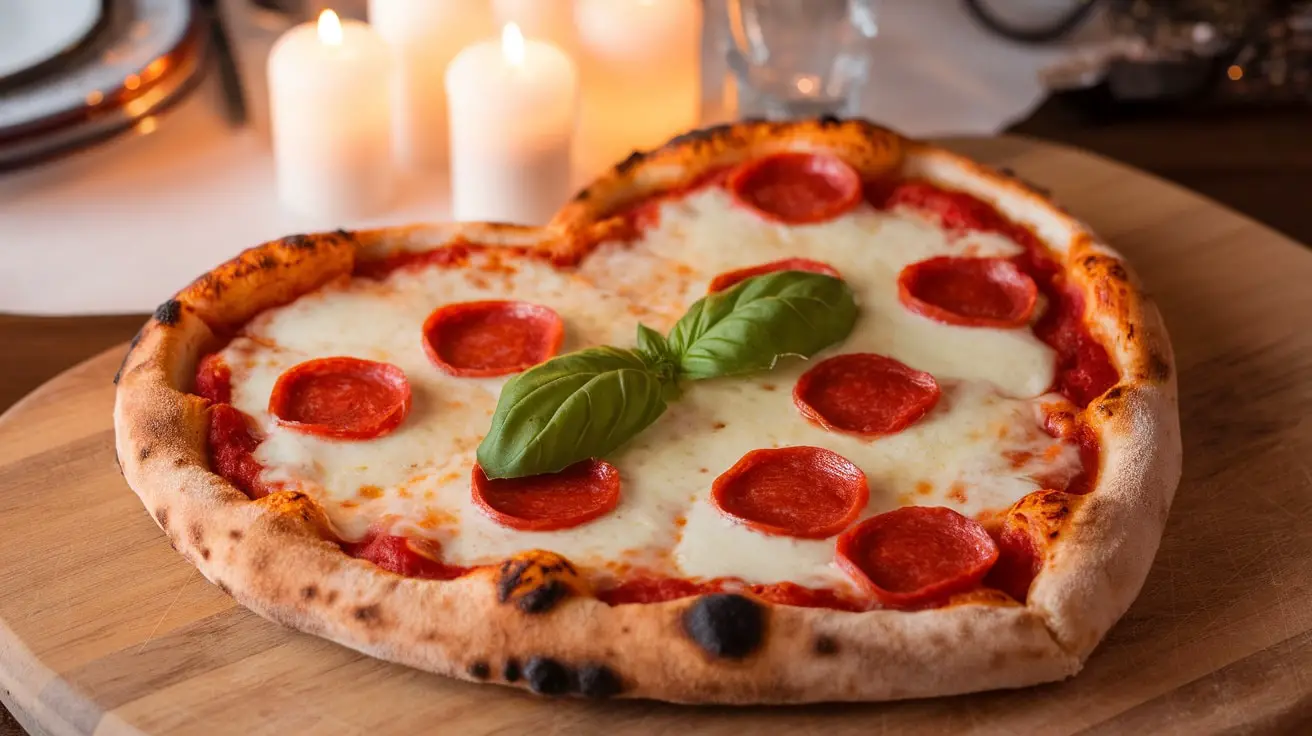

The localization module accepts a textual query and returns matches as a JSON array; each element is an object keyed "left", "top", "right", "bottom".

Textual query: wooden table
[{"left": 2, "top": 137, "right": 1311, "bottom": 734}]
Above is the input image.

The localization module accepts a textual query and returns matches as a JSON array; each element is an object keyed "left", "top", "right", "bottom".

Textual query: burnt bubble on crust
[
  {"left": 467, "top": 661, "right": 491, "bottom": 680},
  {"left": 153, "top": 299, "right": 183, "bottom": 326},
  {"left": 517, "top": 657, "right": 623, "bottom": 698},
  {"left": 495, "top": 551, "right": 580, "bottom": 614},
  {"left": 682, "top": 593, "right": 765, "bottom": 660},
  {"left": 575, "top": 663, "right": 623, "bottom": 699},
  {"left": 524, "top": 657, "right": 572, "bottom": 696},
  {"left": 503, "top": 658, "right": 521, "bottom": 682}
]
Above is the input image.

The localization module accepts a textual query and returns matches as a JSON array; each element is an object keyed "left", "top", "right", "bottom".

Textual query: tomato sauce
[
  {"left": 596, "top": 576, "right": 869, "bottom": 611},
  {"left": 345, "top": 533, "right": 472, "bottom": 581}
]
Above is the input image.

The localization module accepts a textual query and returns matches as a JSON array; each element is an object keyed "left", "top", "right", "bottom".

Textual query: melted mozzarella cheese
[{"left": 221, "top": 190, "right": 1080, "bottom": 588}]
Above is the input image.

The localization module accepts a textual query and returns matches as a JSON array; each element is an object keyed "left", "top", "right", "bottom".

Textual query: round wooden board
[{"left": 3, "top": 138, "right": 1312, "bottom": 735}]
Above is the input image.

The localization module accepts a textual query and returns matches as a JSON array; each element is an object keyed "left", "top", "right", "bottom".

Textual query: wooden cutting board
[{"left": 2, "top": 138, "right": 1311, "bottom": 735}]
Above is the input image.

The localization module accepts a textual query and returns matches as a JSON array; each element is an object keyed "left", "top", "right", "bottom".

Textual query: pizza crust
[{"left": 114, "top": 119, "right": 1180, "bottom": 703}]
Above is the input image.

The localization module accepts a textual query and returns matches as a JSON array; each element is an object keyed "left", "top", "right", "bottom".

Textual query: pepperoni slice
[
  {"left": 349, "top": 533, "right": 469, "bottom": 580},
  {"left": 898, "top": 257, "right": 1038, "bottom": 328},
  {"left": 794, "top": 354, "right": 941, "bottom": 437},
  {"left": 422, "top": 300, "right": 564, "bottom": 377},
  {"left": 268, "top": 357, "right": 411, "bottom": 440},
  {"left": 728, "top": 152, "right": 862, "bottom": 224},
  {"left": 706, "top": 258, "right": 842, "bottom": 293},
  {"left": 471, "top": 459, "right": 621, "bottom": 531},
  {"left": 711, "top": 447, "right": 868, "bottom": 539},
  {"left": 836, "top": 506, "right": 998, "bottom": 608}
]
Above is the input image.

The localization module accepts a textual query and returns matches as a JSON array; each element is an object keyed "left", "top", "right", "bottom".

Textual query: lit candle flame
[
  {"left": 318, "top": 9, "right": 343, "bottom": 46},
  {"left": 502, "top": 23, "right": 525, "bottom": 67}
]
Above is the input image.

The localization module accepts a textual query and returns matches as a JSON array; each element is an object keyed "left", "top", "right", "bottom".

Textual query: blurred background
[{"left": 1, "top": 0, "right": 1309, "bottom": 318}]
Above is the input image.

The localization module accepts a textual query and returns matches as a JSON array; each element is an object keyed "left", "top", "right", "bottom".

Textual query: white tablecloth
[{"left": 0, "top": 0, "right": 1102, "bottom": 315}]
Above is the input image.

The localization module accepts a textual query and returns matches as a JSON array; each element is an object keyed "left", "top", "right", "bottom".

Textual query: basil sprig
[{"left": 476, "top": 271, "right": 857, "bottom": 479}]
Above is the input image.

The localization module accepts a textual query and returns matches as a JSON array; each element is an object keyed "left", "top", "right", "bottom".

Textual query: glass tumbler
[{"left": 725, "top": 0, "right": 880, "bottom": 120}]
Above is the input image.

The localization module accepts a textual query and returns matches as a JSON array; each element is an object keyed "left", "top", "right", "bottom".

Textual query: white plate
[
  {"left": 0, "top": 0, "right": 104, "bottom": 81},
  {"left": 0, "top": 0, "right": 192, "bottom": 133}
]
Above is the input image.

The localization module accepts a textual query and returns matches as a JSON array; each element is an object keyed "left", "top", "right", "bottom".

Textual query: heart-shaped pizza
[{"left": 113, "top": 119, "right": 1181, "bottom": 704}]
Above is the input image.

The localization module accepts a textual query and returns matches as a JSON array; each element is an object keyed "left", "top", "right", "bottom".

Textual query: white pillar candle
[
  {"left": 368, "top": 0, "right": 495, "bottom": 170},
  {"left": 445, "top": 23, "right": 578, "bottom": 225},
  {"left": 574, "top": 0, "right": 701, "bottom": 177},
  {"left": 268, "top": 10, "right": 394, "bottom": 219}
]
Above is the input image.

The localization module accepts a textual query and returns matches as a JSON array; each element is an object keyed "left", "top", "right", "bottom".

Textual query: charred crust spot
[
  {"left": 517, "top": 580, "right": 567, "bottom": 614},
  {"left": 1126, "top": 323, "right": 1136, "bottom": 340},
  {"left": 497, "top": 559, "right": 530, "bottom": 603},
  {"left": 817, "top": 114, "right": 842, "bottom": 127},
  {"left": 666, "top": 123, "right": 734, "bottom": 148},
  {"left": 155, "top": 507, "right": 169, "bottom": 530},
  {"left": 257, "top": 254, "right": 277, "bottom": 269},
  {"left": 188, "top": 522, "right": 204, "bottom": 546},
  {"left": 682, "top": 594, "right": 765, "bottom": 660},
  {"left": 1048, "top": 530, "right": 1060, "bottom": 540},
  {"left": 1097, "top": 403, "right": 1114, "bottom": 418},
  {"left": 301, "top": 585, "right": 318, "bottom": 601},
  {"left": 353, "top": 604, "right": 381, "bottom": 624},
  {"left": 1147, "top": 352, "right": 1171, "bottom": 382},
  {"left": 1104, "top": 386, "right": 1125, "bottom": 402},
  {"left": 1107, "top": 263, "right": 1128, "bottom": 281},
  {"left": 572, "top": 187, "right": 591, "bottom": 202},
  {"left": 199, "top": 547, "right": 210, "bottom": 560},
  {"left": 524, "top": 657, "right": 572, "bottom": 696},
  {"left": 229, "top": 529, "right": 243, "bottom": 540},
  {"left": 325, "top": 590, "right": 339, "bottom": 605},
  {"left": 467, "top": 661, "right": 491, "bottom": 680},
  {"left": 285, "top": 234, "right": 312, "bottom": 249},
  {"left": 153, "top": 299, "right": 182, "bottom": 326},
  {"left": 216, "top": 580, "right": 231, "bottom": 595},
  {"left": 576, "top": 664, "right": 623, "bottom": 698},
  {"left": 615, "top": 151, "right": 646, "bottom": 174},
  {"left": 114, "top": 326, "right": 147, "bottom": 384},
  {"left": 173, "top": 457, "right": 187, "bottom": 468},
  {"left": 503, "top": 659, "right": 521, "bottom": 682},
  {"left": 137, "top": 446, "right": 151, "bottom": 461},
  {"left": 333, "top": 228, "right": 351, "bottom": 239},
  {"left": 813, "top": 635, "right": 839, "bottom": 656},
  {"left": 496, "top": 552, "right": 579, "bottom": 614}
]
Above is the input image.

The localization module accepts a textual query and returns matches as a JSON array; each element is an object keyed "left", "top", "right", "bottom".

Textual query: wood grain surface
[{"left": 2, "top": 137, "right": 1311, "bottom": 735}]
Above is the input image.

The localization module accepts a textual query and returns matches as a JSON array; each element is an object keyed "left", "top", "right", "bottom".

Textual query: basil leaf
[
  {"left": 476, "top": 347, "right": 668, "bottom": 479},
  {"left": 635, "top": 323, "right": 672, "bottom": 365},
  {"left": 634, "top": 322, "right": 681, "bottom": 392},
  {"left": 667, "top": 271, "right": 858, "bottom": 380}
]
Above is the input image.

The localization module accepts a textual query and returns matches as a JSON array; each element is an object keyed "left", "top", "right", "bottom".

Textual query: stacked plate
[{"left": 0, "top": 0, "right": 205, "bottom": 171}]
